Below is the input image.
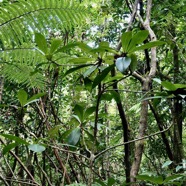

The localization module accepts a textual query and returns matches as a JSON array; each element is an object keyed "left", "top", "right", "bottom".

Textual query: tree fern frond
[
  {"left": 0, "top": 48, "right": 46, "bottom": 65},
  {"left": 2, "top": 63, "right": 46, "bottom": 89},
  {"left": 0, "top": 0, "right": 87, "bottom": 47}
]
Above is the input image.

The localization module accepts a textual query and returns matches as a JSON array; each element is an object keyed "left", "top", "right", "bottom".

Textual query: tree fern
[
  {"left": 0, "top": 0, "right": 87, "bottom": 89},
  {"left": 0, "top": 0, "right": 87, "bottom": 47}
]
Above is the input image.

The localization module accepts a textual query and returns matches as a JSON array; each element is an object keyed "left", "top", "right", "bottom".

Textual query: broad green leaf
[
  {"left": 94, "top": 179, "right": 106, "bottom": 186},
  {"left": 121, "top": 31, "right": 132, "bottom": 53},
  {"left": 84, "top": 106, "right": 96, "bottom": 120},
  {"left": 163, "top": 174, "right": 183, "bottom": 183},
  {"left": 137, "top": 175, "right": 163, "bottom": 184},
  {"left": 35, "top": 33, "right": 48, "bottom": 54},
  {"left": 1, "top": 134, "right": 29, "bottom": 145},
  {"left": 92, "top": 64, "right": 115, "bottom": 89},
  {"left": 17, "top": 89, "right": 28, "bottom": 107},
  {"left": 3, "top": 143, "right": 18, "bottom": 155},
  {"left": 162, "top": 160, "right": 173, "bottom": 168},
  {"left": 110, "top": 91, "right": 121, "bottom": 103},
  {"left": 67, "top": 128, "right": 81, "bottom": 146},
  {"left": 129, "top": 54, "right": 137, "bottom": 72},
  {"left": 72, "top": 115, "right": 81, "bottom": 124},
  {"left": 83, "top": 65, "right": 98, "bottom": 78},
  {"left": 100, "top": 93, "right": 113, "bottom": 102},
  {"left": 130, "top": 41, "right": 165, "bottom": 53},
  {"left": 24, "top": 92, "right": 46, "bottom": 106},
  {"left": 74, "top": 104, "right": 84, "bottom": 123},
  {"left": 50, "top": 39, "right": 62, "bottom": 54},
  {"left": 161, "top": 81, "right": 176, "bottom": 91},
  {"left": 68, "top": 57, "right": 94, "bottom": 64},
  {"left": 115, "top": 57, "right": 131, "bottom": 74},
  {"left": 48, "top": 125, "right": 62, "bottom": 137},
  {"left": 28, "top": 144, "right": 46, "bottom": 153},
  {"left": 107, "top": 178, "right": 116, "bottom": 186},
  {"left": 84, "top": 77, "right": 92, "bottom": 92},
  {"left": 127, "top": 30, "right": 149, "bottom": 52},
  {"left": 64, "top": 64, "right": 93, "bottom": 77}
]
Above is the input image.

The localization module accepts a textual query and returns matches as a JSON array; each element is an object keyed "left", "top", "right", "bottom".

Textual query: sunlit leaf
[
  {"left": 115, "top": 57, "right": 131, "bottom": 74},
  {"left": 17, "top": 89, "right": 28, "bottom": 107},
  {"left": 121, "top": 31, "right": 132, "bottom": 53},
  {"left": 35, "top": 33, "right": 48, "bottom": 54},
  {"left": 28, "top": 144, "right": 46, "bottom": 153}
]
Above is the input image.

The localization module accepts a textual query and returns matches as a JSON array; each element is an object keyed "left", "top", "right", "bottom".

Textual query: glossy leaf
[
  {"left": 107, "top": 178, "right": 116, "bottom": 186},
  {"left": 24, "top": 92, "right": 46, "bottom": 106},
  {"left": 74, "top": 104, "right": 84, "bottom": 123},
  {"left": 127, "top": 30, "right": 149, "bottom": 52},
  {"left": 67, "top": 128, "right": 81, "bottom": 146},
  {"left": 35, "top": 33, "right": 48, "bottom": 54},
  {"left": 83, "top": 65, "right": 98, "bottom": 78},
  {"left": 115, "top": 57, "right": 131, "bottom": 74},
  {"left": 129, "top": 54, "right": 137, "bottom": 72},
  {"left": 28, "top": 144, "right": 46, "bottom": 153},
  {"left": 92, "top": 64, "right": 115, "bottom": 89},
  {"left": 64, "top": 64, "right": 92, "bottom": 77},
  {"left": 17, "top": 89, "right": 28, "bottom": 107},
  {"left": 84, "top": 106, "right": 96, "bottom": 120},
  {"left": 161, "top": 81, "right": 176, "bottom": 91},
  {"left": 50, "top": 39, "right": 62, "bottom": 54},
  {"left": 121, "top": 31, "right": 132, "bottom": 53},
  {"left": 130, "top": 41, "right": 165, "bottom": 53}
]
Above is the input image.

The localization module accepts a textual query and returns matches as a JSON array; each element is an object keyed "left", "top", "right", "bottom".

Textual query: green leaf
[
  {"left": 162, "top": 160, "right": 173, "bottom": 168},
  {"left": 3, "top": 143, "right": 18, "bottom": 155},
  {"left": 35, "top": 33, "right": 48, "bottom": 54},
  {"left": 84, "top": 106, "right": 96, "bottom": 119},
  {"left": 68, "top": 57, "right": 94, "bottom": 64},
  {"left": 48, "top": 125, "right": 62, "bottom": 137},
  {"left": 64, "top": 64, "right": 92, "bottom": 77},
  {"left": 110, "top": 91, "right": 121, "bottom": 103},
  {"left": 67, "top": 128, "right": 81, "bottom": 146},
  {"left": 130, "top": 41, "right": 165, "bottom": 53},
  {"left": 129, "top": 54, "right": 137, "bottom": 72},
  {"left": 28, "top": 144, "right": 46, "bottom": 153},
  {"left": 74, "top": 104, "right": 84, "bottom": 123},
  {"left": 94, "top": 179, "right": 106, "bottom": 186},
  {"left": 161, "top": 81, "right": 176, "bottom": 91},
  {"left": 92, "top": 64, "right": 114, "bottom": 89},
  {"left": 107, "top": 178, "right": 116, "bottom": 186},
  {"left": 17, "top": 89, "right": 28, "bottom": 107},
  {"left": 127, "top": 30, "right": 149, "bottom": 52},
  {"left": 50, "top": 39, "right": 62, "bottom": 54},
  {"left": 83, "top": 65, "right": 98, "bottom": 78},
  {"left": 1, "top": 134, "right": 29, "bottom": 145},
  {"left": 163, "top": 174, "right": 183, "bottom": 183},
  {"left": 24, "top": 92, "right": 46, "bottom": 106},
  {"left": 121, "top": 31, "right": 132, "bottom": 53},
  {"left": 136, "top": 175, "right": 163, "bottom": 184},
  {"left": 115, "top": 57, "right": 131, "bottom": 74}
]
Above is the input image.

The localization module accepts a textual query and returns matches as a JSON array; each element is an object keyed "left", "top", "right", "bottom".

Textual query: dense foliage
[{"left": 0, "top": 0, "right": 185, "bottom": 185}]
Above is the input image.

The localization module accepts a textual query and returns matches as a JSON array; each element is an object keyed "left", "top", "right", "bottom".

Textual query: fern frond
[
  {"left": 0, "top": 48, "right": 46, "bottom": 65},
  {"left": 2, "top": 63, "right": 46, "bottom": 89},
  {"left": 0, "top": 0, "right": 87, "bottom": 47}
]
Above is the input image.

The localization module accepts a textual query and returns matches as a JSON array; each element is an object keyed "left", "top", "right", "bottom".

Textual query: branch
[{"left": 95, "top": 123, "right": 173, "bottom": 159}]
